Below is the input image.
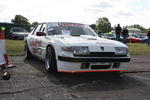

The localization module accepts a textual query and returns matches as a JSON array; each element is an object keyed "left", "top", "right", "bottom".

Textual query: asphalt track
[{"left": 0, "top": 56, "right": 150, "bottom": 100}]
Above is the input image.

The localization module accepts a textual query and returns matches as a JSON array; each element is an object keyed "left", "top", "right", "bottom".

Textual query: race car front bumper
[
  {"left": 58, "top": 56, "right": 131, "bottom": 62},
  {"left": 57, "top": 56, "right": 130, "bottom": 73}
]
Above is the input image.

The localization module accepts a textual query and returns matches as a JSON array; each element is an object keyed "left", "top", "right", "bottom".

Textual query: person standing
[
  {"left": 147, "top": 30, "right": 150, "bottom": 46},
  {"left": 122, "top": 27, "right": 129, "bottom": 44},
  {"left": 115, "top": 24, "right": 122, "bottom": 41}
]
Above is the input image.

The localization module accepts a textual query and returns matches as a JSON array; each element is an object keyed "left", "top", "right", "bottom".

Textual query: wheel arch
[
  {"left": 24, "top": 40, "right": 31, "bottom": 53},
  {"left": 46, "top": 44, "right": 55, "bottom": 51},
  {"left": 46, "top": 44, "right": 57, "bottom": 58}
]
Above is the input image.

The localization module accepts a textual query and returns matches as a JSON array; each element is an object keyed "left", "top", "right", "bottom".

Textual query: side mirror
[{"left": 36, "top": 32, "right": 46, "bottom": 36}]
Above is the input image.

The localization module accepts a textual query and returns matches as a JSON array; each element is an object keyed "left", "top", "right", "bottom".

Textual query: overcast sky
[{"left": 0, "top": 0, "right": 150, "bottom": 28}]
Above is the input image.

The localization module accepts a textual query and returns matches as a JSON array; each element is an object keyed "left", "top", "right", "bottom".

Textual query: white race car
[{"left": 24, "top": 22, "right": 131, "bottom": 73}]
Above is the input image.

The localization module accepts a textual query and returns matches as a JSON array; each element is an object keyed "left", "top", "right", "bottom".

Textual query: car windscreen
[
  {"left": 12, "top": 28, "right": 27, "bottom": 32},
  {"left": 47, "top": 25, "right": 97, "bottom": 36}
]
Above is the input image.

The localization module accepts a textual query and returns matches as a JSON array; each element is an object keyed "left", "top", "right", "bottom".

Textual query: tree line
[
  {"left": 11, "top": 15, "right": 149, "bottom": 33},
  {"left": 11, "top": 15, "right": 38, "bottom": 31},
  {"left": 91, "top": 17, "right": 149, "bottom": 34}
]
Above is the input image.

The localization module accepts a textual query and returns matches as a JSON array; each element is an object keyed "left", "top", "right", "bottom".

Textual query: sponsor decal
[
  {"left": 58, "top": 23, "right": 84, "bottom": 27},
  {"left": 61, "top": 30, "right": 70, "bottom": 35},
  {"left": 47, "top": 22, "right": 84, "bottom": 28},
  {"left": 30, "top": 40, "right": 42, "bottom": 47},
  {"left": 30, "top": 40, "right": 42, "bottom": 55},
  {"left": 32, "top": 48, "right": 42, "bottom": 55},
  {"left": 47, "top": 28, "right": 54, "bottom": 32}
]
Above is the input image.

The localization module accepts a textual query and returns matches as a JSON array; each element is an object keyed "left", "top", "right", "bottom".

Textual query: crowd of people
[
  {"left": 115, "top": 24, "right": 150, "bottom": 46},
  {"left": 115, "top": 24, "right": 129, "bottom": 44}
]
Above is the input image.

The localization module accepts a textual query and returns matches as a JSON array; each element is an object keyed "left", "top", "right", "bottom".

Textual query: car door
[
  {"left": 35, "top": 24, "right": 47, "bottom": 59},
  {"left": 28, "top": 24, "right": 42, "bottom": 56},
  {"left": 27, "top": 26, "right": 37, "bottom": 54}
]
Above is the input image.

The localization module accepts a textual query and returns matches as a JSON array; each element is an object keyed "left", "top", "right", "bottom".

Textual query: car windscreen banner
[{"left": 48, "top": 22, "right": 84, "bottom": 28}]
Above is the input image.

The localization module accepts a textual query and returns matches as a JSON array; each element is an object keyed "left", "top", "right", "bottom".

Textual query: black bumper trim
[{"left": 58, "top": 56, "right": 131, "bottom": 62}]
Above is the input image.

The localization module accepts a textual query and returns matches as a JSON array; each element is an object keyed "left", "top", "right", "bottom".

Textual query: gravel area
[{"left": 0, "top": 56, "right": 150, "bottom": 100}]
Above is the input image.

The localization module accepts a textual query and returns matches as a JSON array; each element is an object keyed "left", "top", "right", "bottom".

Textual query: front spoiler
[{"left": 58, "top": 56, "right": 131, "bottom": 62}]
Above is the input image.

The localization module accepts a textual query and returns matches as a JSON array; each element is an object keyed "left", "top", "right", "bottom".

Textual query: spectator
[
  {"left": 115, "top": 24, "right": 122, "bottom": 41},
  {"left": 147, "top": 30, "right": 150, "bottom": 46},
  {"left": 122, "top": 27, "right": 129, "bottom": 44}
]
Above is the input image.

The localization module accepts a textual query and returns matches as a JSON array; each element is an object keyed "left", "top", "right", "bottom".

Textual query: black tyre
[
  {"left": 24, "top": 43, "right": 33, "bottom": 60},
  {"left": 2, "top": 71, "right": 11, "bottom": 80},
  {"left": 45, "top": 46, "right": 57, "bottom": 72}
]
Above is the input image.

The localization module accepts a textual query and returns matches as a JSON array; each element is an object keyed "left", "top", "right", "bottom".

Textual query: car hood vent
[{"left": 80, "top": 35, "right": 97, "bottom": 40}]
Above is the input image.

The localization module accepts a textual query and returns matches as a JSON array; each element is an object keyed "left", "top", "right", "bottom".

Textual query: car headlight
[
  {"left": 72, "top": 46, "right": 90, "bottom": 56},
  {"left": 61, "top": 46, "right": 90, "bottom": 56},
  {"left": 115, "top": 47, "right": 128, "bottom": 55}
]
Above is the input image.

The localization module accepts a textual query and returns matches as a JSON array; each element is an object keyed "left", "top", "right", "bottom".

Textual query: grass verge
[
  {"left": 128, "top": 43, "right": 150, "bottom": 55},
  {"left": 6, "top": 40, "right": 24, "bottom": 56},
  {"left": 5, "top": 40, "right": 150, "bottom": 56}
]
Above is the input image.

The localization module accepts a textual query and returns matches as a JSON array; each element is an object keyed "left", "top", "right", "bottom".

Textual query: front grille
[
  {"left": 91, "top": 65, "right": 111, "bottom": 69},
  {"left": 74, "top": 52, "right": 126, "bottom": 57}
]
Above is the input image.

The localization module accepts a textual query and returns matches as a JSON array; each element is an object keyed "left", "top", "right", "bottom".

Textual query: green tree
[
  {"left": 31, "top": 22, "right": 38, "bottom": 27},
  {"left": 96, "top": 17, "right": 111, "bottom": 33},
  {"left": 11, "top": 15, "right": 31, "bottom": 31}
]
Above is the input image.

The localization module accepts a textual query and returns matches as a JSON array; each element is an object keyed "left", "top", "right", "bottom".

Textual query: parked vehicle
[
  {"left": 9, "top": 27, "right": 29, "bottom": 40},
  {"left": 139, "top": 35, "right": 148, "bottom": 43},
  {"left": 127, "top": 34, "right": 142, "bottom": 43},
  {"left": 101, "top": 33, "right": 124, "bottom": 42},
  {"left": 24, "top": 22, "right": 130, "bottom": 73}
]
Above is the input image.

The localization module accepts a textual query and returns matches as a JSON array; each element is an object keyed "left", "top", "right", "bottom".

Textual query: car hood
[{"left": 49, "top": 35, "right": 127, "bottom": 48}]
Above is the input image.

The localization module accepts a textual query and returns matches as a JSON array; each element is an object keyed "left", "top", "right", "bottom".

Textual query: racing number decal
[
  {"left": 32, "top": 48, "right": 42, "bottom": 55},
  {"left": 30, "top": 40, "right": 41, "bottom": 47},
  {"left": 30, "top": 40, "right": 42, "bottom": 55}
]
